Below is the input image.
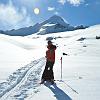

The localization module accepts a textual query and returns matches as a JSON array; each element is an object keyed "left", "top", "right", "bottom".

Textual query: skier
[{"left": 40, "top": 40, "right": 56, "bottom": 84}]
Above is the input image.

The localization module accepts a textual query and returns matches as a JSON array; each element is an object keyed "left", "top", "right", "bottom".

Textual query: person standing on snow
[{"left": 40, "top": 40, "right": 56, "bottom": 84}]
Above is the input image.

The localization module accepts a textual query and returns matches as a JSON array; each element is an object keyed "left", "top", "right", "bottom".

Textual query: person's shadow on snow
[{"left": 44, "top": 82, "right": 72, "bottom": 100}]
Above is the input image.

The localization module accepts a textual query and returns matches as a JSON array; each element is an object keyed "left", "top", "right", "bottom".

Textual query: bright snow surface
[{"left": 0, "top": 25, "right": 100, "bottom": 100}]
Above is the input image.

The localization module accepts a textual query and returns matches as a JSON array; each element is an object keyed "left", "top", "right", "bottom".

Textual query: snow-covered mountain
[
  {"left": 4, "top": 23, "right": 41, "bottom": 36},
  {"left": 37, "top": 15, "right": 75, "bottom": 35},
  {"left": 0, "top": 15, "right": 87, "bottom": 36}
]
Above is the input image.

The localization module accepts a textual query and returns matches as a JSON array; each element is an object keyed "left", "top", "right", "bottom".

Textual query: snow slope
[
  {"left": 0, "top": 24, "right": 100, "bottom": 100},
  {"left": 0, "top": 34, "right": 46, "bottom": 82}
]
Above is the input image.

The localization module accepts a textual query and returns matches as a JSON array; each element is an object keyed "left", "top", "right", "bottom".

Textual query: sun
[{"left": 34, "top": 8, "right": 40, "bottom": 15}]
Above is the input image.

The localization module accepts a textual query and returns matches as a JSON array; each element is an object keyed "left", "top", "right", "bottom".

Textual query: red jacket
[{"left": 46, "top": 45, "right": 56, "bottom": 62}]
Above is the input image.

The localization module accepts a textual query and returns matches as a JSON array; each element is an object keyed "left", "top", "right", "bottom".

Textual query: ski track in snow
[{"left": 0, "top": 57, "right": 45, "bottom": 100}]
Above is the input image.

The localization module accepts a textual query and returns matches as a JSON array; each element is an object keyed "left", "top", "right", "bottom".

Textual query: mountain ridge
[{"left": 0, "top": 15, "right": 88, "bottom": 36}]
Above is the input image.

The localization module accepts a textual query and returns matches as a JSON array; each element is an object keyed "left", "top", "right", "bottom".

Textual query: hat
[{"left": 48, "top": 40, "right": 52, "bottom": 44}]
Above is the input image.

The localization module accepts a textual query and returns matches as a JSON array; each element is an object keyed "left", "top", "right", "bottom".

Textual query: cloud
[
  {"left": 0, "top": 0, "right": 33, "bottom": 30},
  {"left": 54, "top": 11, "right": 59, "bottom": 15},
  {"left": 58, "top": 0, "right": 84, "bottom": 6},
  {"left": 48, "top": 7, "right": 59, "bottom": 15},
  {"left": 58, "top": 0, "right": 66, "bottom": 5},
  {"left": 48, "top": 7, "right": 55, "bottom": 11},
  {"left": 85, "top": 3, "right": 89, "bottom": 6},
  {"left": 67, "top": 0, "right": 84, "bottom": 6}
]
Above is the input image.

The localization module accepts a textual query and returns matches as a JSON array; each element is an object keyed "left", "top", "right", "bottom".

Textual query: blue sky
[{"left": 0, "top": 0, "right": 100, "bottom": 30}]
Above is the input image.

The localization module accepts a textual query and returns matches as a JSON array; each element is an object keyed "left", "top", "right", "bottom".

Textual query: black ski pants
[{"left": 42, "top": 60, "right": 54, "bottom": 80}]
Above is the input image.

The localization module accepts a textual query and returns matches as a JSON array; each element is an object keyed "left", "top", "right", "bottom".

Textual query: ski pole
[
  {"left": 60, "top": 53, "right": 69, "bottom": 80},
  {"left": 60, "top": 57, "right": 62, "bottom": 80}
]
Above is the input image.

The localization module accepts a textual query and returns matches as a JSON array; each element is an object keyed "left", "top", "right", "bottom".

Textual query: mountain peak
[
  {"left": 41, "top": 15, "right": 69, "bottom": 26},
  {"left": 49, "top": 15, "right": 64, "bottom": 20}
]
